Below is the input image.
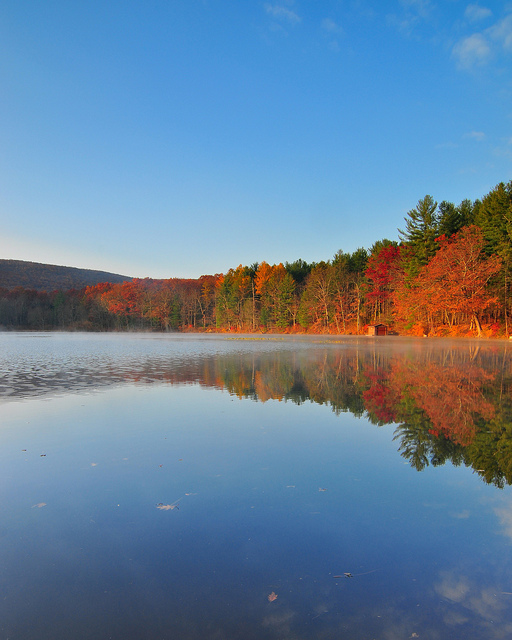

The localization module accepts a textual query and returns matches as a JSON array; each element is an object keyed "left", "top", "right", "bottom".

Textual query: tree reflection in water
[
  {"left": 2, "top": 335, "right": 511, "bottom": 486},
  {"left": 196, "top": 344, "right": 512, "bottom": 488}
]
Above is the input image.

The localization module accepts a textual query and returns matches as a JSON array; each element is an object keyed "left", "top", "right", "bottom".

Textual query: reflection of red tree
[
  {"left": 362, "top": 357, "right": 496, "bottom": 446},
  {"left": 362, "top": 368, "right": 399, "bottom": 423},
  {"left": 408, "top": 362, "right": 495, "bottom": 445}
]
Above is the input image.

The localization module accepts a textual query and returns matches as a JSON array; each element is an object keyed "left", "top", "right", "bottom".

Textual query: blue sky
[{"left": 1, "top": 1, "right": 511, "bottom": 278}]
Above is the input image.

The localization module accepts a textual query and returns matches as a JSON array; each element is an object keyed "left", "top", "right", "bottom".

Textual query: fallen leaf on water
[
  {"left": 32, "top": 503, "right": 46, "bottom": 508},
  {"left": 268, "top": 592, "right": 278, "bottom": 602}
]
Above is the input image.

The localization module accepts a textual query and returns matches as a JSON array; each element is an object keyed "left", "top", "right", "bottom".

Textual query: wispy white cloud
[
  {"left": 452, "top": 32, "right": 492, "bottom": 68},
  {"left": 400, "top": 0, "right": 433, "bottom": 20},
  {"left": 321, "top": 18, "right": 343, "bottom": 52},
  {"left": 387, "top": 0, "right": 434, "bottom": 37},
  {"left": 264, "top": 3, "right": 301, "bottom": 25},
  {"left": 436, "top": 141, "right": 459, "bottom": 149},
  {"left": 464, "top": 4, "right": 493, "bottom": 23},
  {"left": 321, "top": 18, "right": 343, "bottom": 35},
  {"left": 387, "top": 14, "right": 420, "bottom": 36},
  {"left": 464, "top": 130, "right": 486, "bottom": 141},
  {"left": 489, "top": 13, "right": 512, "bottom": 51},
  {"left": 493, "top": 138, "right": 512, "bottom": 159},
  {"left": 453, "top": 11, "right": 512, "bottom": 70}
]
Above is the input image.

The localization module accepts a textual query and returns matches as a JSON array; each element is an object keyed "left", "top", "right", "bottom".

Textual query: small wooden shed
[{"left": 368, "top": 323, "right": 388, "bottom": 336}]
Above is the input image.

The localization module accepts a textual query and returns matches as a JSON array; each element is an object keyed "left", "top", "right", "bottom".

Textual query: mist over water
[{"left": 1, "top": 333, "right": 512, "bottom": 639}]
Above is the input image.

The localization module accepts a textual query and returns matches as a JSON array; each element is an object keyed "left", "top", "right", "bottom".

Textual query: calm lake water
[{"left": 1, "top": 332, "right": 512, "bottom": 640}]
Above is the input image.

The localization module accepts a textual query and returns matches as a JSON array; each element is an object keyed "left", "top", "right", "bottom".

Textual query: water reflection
[
  {"left": 2, "top": 333, "right": 511, "bottom": 487},
  {"left": 2, "top": 333, "right": 512, "bottom": 639}
]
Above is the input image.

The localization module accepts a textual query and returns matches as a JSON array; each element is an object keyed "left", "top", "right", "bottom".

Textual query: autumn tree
[
  {"left": 215, "top": 265, "right": 252, "bottom": 330},
  {"left": 198, "top": 275, "right": 218, "bottom": 328},
  {"left": 285, "top": 259, "right": 313, "bottom": 327},
  {"left": 331, "top": 249, "right": 368, "bottom": 333},
  {"left": 364, "top": 244, "right": 402, "bottom": 322},
  {"left": 255, "top": 262, "right": 295, "bottom": 329},
  {"left": 299, "top": 262, "right": 336, "bottom": 330},
  {"left": 412, "top": 226, "right": 502, "bottom": 335}
]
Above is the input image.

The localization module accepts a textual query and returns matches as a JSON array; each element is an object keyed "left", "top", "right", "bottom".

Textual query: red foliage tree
[
  {"left": 414, "top": 226, "right": 502, "bottom": 335},
  {"left": 365, "top": 245, "right": 402, "bottom": 321}
]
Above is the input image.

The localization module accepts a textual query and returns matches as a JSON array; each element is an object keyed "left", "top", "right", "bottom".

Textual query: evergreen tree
[
  {"left": 474, "top": 181, "right": 512, "bottom": 257},
  {"left": 285, "top": 259, "right": 312, "bottom": 285},
  {"left": 437, "top": 201, "right": 461, "bottom": 237},
  {"left": 398, "top": 195, "right": 439, "bottom": 276},
  {"left": 474, "top": 181, "right": 512, "bottom": 332}
]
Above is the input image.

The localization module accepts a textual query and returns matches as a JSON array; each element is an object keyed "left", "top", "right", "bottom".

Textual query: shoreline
[{"left": 1, "top": 328, "right": 510, "bottom": 346}]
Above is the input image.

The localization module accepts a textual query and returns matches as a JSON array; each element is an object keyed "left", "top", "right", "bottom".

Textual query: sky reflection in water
[{"left": 1, "top": 333, "right": 512, "bottom": 640}]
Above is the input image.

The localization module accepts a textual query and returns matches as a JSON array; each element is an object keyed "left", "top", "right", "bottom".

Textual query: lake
[{"left": 1, "top": 332, "right": 512, "bottom": 639}]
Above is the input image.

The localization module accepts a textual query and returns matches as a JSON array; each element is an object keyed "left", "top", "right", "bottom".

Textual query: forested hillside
[
  {"left": 0, "top": 260, "right": 131, "bottom": 291},
  {"left": 1, "top": 180, "right": 511, "bottom": 337}
]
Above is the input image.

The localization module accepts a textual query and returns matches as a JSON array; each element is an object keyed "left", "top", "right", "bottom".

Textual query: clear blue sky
[{"left": 1, "top": 1, "right": 511, "bottom": 278}]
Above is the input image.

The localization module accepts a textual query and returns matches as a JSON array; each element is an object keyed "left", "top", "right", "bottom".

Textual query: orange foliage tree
[
  {"left": 255, "top": 262, "right": 295, "bottom": 329},
  {"left": 396, "top": 226, "right": 501, "bottom": 335}
]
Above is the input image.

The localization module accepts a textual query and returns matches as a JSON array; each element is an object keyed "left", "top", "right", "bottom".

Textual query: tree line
[{"left": 1, "top": 180, "right": 511, "bottom": 336}]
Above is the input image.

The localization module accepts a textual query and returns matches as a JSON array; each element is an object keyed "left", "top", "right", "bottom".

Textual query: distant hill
[{"left": 0, "top": 260, "right": 132, "bottom": 291}]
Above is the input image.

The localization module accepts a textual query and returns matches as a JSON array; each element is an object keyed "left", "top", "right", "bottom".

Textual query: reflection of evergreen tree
[
  {"left": 389, "top": 390, "right": 458, "bottom": 472},
  {"left": 466, "top": 425, "right": 506, "bottom": 488},
  {"left": 393, "top": 418, "right": 465, "bottom": 472},
  {"left": 393, "top": 420, "right": 433, "bottom": 471},
  {"left": 462, "top": 399, "right": 512, "bottom": 488},
  {"left": 284, "top": 381, "right": 310, "bottom": 405}
]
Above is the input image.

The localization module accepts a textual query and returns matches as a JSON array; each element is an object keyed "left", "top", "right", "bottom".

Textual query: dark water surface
[{"left": 1, "top": 332, "right": 512, "bottom": 639}]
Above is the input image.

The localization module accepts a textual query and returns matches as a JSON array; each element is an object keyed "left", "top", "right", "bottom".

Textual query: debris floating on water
[
  {"left": 156, "top": 496, "right": 183, "bottom": 511},
  {"left": 333, "top": 569, "right": 380, "bottom": 579},
  {"left": 268, "top": 592, "right": 278, "bottom": 602},
  {"left": 156, "top": 503, "right": 179, "bottom": 511}
]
